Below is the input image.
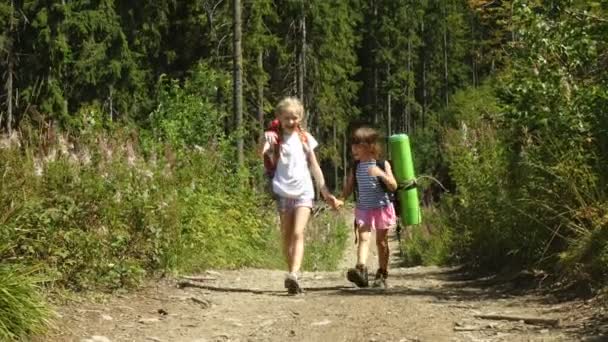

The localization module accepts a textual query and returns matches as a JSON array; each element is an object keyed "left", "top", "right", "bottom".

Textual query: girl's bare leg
[
  {"left": 289, "top": 206, "right": 311, "bottom": 274},
  {"left": 356, "top": 227, "right": 372, "bottom": 266},
  {"left": 376, "top": 229, "right": 390, "bottom": 272},
  {"left": 280, "top": 211, "right": 295, "bottom": 268}
]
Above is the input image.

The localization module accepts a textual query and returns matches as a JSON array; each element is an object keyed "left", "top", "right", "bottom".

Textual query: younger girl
[
  {"left": 262, "top": 97, "right": 342, "bottom": 295},
  {"left": 341, "top": 126, "right": 398, "bottom": 288}
]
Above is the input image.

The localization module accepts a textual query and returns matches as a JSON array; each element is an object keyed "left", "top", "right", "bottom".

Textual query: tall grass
[
  {"left": 0, "top": 265, "right": 53, "bottom": 340},
  {"left": 303, "top": 208, "right": 349, "bottom": 271},
  {"left": 400, "top": 207, "right": 453, "bottom": 267}
]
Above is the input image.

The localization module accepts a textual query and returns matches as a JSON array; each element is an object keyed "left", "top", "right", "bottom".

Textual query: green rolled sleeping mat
[{"left": 389, "top": 134, "right": 421, "bottom": 225}]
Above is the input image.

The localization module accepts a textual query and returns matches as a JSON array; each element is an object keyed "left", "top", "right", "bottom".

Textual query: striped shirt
[{"left": 356, "top": 160, "right": 391, "bottom": 210}]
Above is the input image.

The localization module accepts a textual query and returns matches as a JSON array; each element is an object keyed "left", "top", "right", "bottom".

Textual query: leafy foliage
[{"left": 419, "top": 2, "right": 608, "bottom": 285}]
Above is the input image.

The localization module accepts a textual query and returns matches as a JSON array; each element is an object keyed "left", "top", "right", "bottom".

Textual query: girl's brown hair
[{"left": 351, "top": 126, "right": 381, "bottom": 158}]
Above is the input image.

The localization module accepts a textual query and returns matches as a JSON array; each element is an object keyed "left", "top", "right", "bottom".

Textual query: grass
[
  {"left": 0, "top": 265, "right": 53, "bottom": 341},
  {"left": 303, "top": 208, "right": 349, "bottom": 272}
]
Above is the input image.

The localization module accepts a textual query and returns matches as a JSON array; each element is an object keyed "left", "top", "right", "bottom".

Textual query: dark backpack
[{"left": 352, "top": 159, "right": 397, "bottom": 204}]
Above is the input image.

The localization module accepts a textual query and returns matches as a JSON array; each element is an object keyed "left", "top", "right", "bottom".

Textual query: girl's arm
[
  {"left": 369, "top": 161, "right": 398, "bottom": 192},
  {"left": 380, "top": 161, "right": 398, "bottom": 192},
  {"left": 307, "top": 150, "right": 342, "bottom": 208},
  {"left": 260, "top": 130, "right": 278, "bottom": 157}
]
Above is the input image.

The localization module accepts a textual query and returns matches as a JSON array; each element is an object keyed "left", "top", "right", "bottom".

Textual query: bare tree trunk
[
  {"left": 257, "top": 50, "right": 264, "bottom": 136},
  {"left": 387, "top": 64, "right": 392, "bottom": 141},
  {"left": 109, "top": 86, "right": 114, "bottom": 121},
  {"left": 233, "top": 0, "right": 244, "bottom": 167},
  {"left": 443, "top": 1, "right": 449, "bottom": 107},
  {"left": 297, "top": 17, "right": 305, "bottom": 103},
  {"left": 421, "top": 17, "right": 427, "bottom": 123},
  {"left": 373, "top": 0, "right": 378, "bottom": 125},
  {"left": 333, "top": 121, "right": 338, "bottom": 192},
  {"left": 5, "top": 0, "right": 15, "bottom": 134},
  {"left": 343, "top": 132, "right": 347, "bottom": 183},
  {"left": 471, "top": 19, "right": 477, "bottom": 87},
  {"left": 511, "top": 1, "right": 515, "bottom": 42},
  {"left": 407, "top": 29, "right": 412, "bottom": 133},
  {"left": 298, "top": 0, "right": 308, "bottom": 127},
  {"left": 7, "top": 60, "right": 13, "bottom": 135},
  {"left": 373, "top": 67, "right": 378, "bottom": 125}
]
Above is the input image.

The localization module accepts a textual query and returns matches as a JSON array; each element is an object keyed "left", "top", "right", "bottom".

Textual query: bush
[
  {"left": 149, "top": 62, "right": 229, "bottom": 148},
  {"left": 0, "top": 128, "right": 282, "bottom": 290},
  {"left": 421, "top": 3, "right": 608, "bottom": 287}
]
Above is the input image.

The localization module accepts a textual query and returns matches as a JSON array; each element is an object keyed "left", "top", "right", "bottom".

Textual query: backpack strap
[
  {"left": 352, "top": 160, "right": 360, "bottom": 245},
  {"left": 266, "top": 131, "right": 311, "bottom": 171},
  {"left": 353, "top": 159, "right": 389, "bottom": 197},
  {"left": 376, "top": 159, "right": 391, "bottom": 193},
  {"left": 376, "top": 159, "right": 386, "bottom": 171},
  {"left": 352, "top": 160, "right": 360, "bottom": 201}
]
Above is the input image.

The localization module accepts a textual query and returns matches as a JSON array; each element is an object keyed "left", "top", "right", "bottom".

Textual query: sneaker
[
  {"left": 284, "top": 274, "right": 303, "bottom": 295},
  {"left": 372, "top": 269, "right": 388, "bottom": 289},
  {"left": 346, "top": 264, "right": 369, "bottom": 288}
]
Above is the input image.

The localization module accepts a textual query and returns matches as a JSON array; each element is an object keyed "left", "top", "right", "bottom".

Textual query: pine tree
[{"left": 307, "top": 0, "right": 362, "bottom": 186}]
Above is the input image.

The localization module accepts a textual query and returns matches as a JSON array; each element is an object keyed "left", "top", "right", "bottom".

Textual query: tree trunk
[
  {"left": 233, "top": 0, "right": 244, "bottom": 167},
  {"left": 5, "top": 0, "right": 16, "bottom": 134},
  {"left": 421, "top": 17, "right": 427, "bottom": 121},
  {"left": 510, "top": 1, "right": 515, "bottom": 42},
  {"left": 471, "top": 19, "right": 477, "bottom": 88},
  {"left": 373, "top": 67, "right": 378, "bottom": 125},
  {"left": 387, "top": 64, "right": 392, "bottom": 144},
  {"left": 109, "top": 86, "right": 114, "bottom": 121},
  {"left": 257, "top": 50, "right": 264, "bottom": 136},
  {"left": 298, "top": 0, "right": 307, "bottom": 127},
  {"left": 443, "top": 1, "right": 449, "bottom": 107},
  {"left": 407, "top": 29, "right": 412, "bottom": 133},
  {"left": 333, "top": 121, "right": 338, "bottom": 192},
  {"left": 298, "top": 16, "right": 305, "bottom": 103},
  {"left": 372, "top": 0, "right": 378, "bottom": 125},
  {"left": 7, "top": 59, "right": 13, "bottom": 135},
  {"left": 343, "top": 132, "right": 347, "bottom": 184}
]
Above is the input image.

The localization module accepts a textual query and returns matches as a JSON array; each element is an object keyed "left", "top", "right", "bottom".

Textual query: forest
[{"left": 0, "top": 0, "right": 607, "bottom": 339}]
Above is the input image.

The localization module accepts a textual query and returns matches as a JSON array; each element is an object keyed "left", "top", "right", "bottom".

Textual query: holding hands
[{"left": 321, "top": 188, "right": 344, "bottom": 210}]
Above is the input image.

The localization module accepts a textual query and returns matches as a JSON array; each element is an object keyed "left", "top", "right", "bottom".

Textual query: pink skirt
[{"left": 355, "top": 204, "right": 397, "bottom": 230}]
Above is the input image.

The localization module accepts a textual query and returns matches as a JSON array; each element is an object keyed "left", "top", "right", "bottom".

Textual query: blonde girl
[{"left": 262, "top": 97, "right": 342, "bottom": 294}]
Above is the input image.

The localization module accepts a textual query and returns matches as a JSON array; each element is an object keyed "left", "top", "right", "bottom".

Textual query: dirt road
[{"left": 49, "top": 231, "right": 605, "bottom": 342}]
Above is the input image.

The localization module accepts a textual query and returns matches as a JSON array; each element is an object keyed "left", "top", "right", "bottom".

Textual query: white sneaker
[{"left": 284, "top": 273, "right": 302, "bottom": 295}]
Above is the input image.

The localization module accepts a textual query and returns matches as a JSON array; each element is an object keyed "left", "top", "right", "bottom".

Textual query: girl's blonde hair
[
  {"left": 351, "top": 126, "right": 382, "bottom": 158},
  {"left": 275, "top": 97, "right": 304, "bottom": 121},
  {"left": 274, "top": 96, "right": 308, "bottom": 144},
  {"left": 270, "top": 97, "right": 308, "bottom": 163}
]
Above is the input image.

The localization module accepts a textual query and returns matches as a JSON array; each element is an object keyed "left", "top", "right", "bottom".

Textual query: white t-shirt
[{"left": 269, "top": 132, "right": 318, "bottom": 200}]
